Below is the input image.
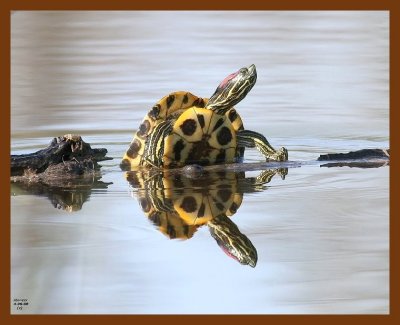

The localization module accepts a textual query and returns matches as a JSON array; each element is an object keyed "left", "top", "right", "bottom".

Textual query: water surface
[{"left": 11, "top": 11, "right": 389, "bottom": 314}]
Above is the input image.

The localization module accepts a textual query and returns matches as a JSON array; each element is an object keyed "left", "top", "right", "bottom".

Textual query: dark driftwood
[
  {"left": 11, "top": 134, "right": 112, "bottom": 179},
  {"left": 317, "top": 148, "right": 390, "bottom": 168},
  {"left": 10, "top": 137, "right": 389, "bottom": 212},
  {"left": 11, "top": 135, "right": 112, "bottom": 211},
  {"left": 317, "top": 148, "right": 390, "bottom": 161},
  {"left": 11, "top": 134, "right": 389, "bottom": 182}
]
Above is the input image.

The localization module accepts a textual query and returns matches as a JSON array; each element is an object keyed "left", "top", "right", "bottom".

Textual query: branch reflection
[{"left": 11, "top": 176, "right": 112, "bottom": 212}]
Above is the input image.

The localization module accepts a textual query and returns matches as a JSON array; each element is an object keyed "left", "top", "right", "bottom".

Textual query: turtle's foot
[
  {"left": 276, "top": 167, "right": 288, "bottom": 180},
  {"left": 267, "top": 147, "right": 288, "bottom": 162}
]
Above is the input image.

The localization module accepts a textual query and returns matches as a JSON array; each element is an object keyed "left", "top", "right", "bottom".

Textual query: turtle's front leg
[
  {"left": 273, "top": 147, "right": 288, "bottom": 162},
  {"left": 237, "top": 129, "right": 288, "bottom": 162}
]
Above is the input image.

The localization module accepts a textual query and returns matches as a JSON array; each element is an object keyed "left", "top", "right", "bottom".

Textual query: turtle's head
[
  {"left": 208, "top": 214, "right": 258, "bottom": 267},
  {"left": 208, "top": 64, "right": 257, "bottom": 115}
]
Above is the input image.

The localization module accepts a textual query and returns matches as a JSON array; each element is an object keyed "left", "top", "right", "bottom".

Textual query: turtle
[
  {"left": 120, "top": 64, "right": 288, "bottom": 170},
  {"left": 126, "top": 167, "right": 288, "bottom": 267}
]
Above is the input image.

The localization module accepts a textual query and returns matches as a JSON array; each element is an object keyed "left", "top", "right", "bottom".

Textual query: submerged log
[
  {"left": 11, "top": 134, "right": 389, "bottom": 182},
  {"left": 317, "top": 148, "right": 390, "bottom": 168},
  {"left": 11, "top": 134, "right": 112, "bottom": 180},
  {"left": 317, "top": 148, "right": 390, "bottom": 161}
]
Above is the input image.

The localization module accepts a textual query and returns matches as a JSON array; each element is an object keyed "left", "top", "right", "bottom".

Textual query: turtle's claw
[
  {"left": 267, "top": 147, "right": 288, "bottom": 162},
  {"left": 277, "top": 147, "right": 288, "bottom": 162}
]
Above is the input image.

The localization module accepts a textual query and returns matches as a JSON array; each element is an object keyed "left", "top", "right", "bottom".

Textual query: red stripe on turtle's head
[
  {"left": 208, "top": 64, "right": 257, "bottom": 115},
  {"left": 218, "top": 71, "right": 240, "bottom": 89}
]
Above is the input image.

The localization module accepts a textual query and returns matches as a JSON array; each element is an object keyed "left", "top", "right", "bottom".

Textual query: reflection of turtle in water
[
  {"left": 126, "top": 167, "right": 287, "bottom": 267},
  {"left": 121, "top": 64, "right": 288, "bottom": 169}
]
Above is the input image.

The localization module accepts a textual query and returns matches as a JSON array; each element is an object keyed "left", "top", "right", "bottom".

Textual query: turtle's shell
[
  {"left": 125, "top": 168, "right": 281, "bottom": 266},
  {"left": 163, "top": 107, "right": 237, "bottom": 167},
  {"left": 120, "top": 91, "right": 243, "bottom": 169},
  {"left": 126, "top": 169, "right": 243, "bottom": 240}
]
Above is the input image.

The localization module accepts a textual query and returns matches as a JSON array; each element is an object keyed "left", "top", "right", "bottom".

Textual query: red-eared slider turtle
[
  {"left": 126, "top": 167, "right": 287, "bottom": 267},
  {"left": 120, "top": 64, "right": 288, "bottom": 169}
]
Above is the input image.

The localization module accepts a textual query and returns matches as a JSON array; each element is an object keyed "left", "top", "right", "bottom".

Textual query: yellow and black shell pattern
[
  {"left": 163, "top": 106, "right": 239, "bottom": 168},
  {"left": 124, "top": 167, "right": 289, "bottom": 267},
  {"left": 126, "top": 169, "right": 243, "bottom": 240},
  {"left": 120, "top": 91, "right": 244, "bottom": 170}
]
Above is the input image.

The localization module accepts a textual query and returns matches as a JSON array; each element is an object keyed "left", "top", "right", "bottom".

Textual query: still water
[{"left": 11, "top": 11, "right": 389, "bottom": 314}]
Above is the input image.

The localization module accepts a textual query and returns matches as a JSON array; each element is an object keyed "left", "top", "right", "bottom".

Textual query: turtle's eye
[{"left": 239, "top": 68, "right": 247, "bottom": 74}]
